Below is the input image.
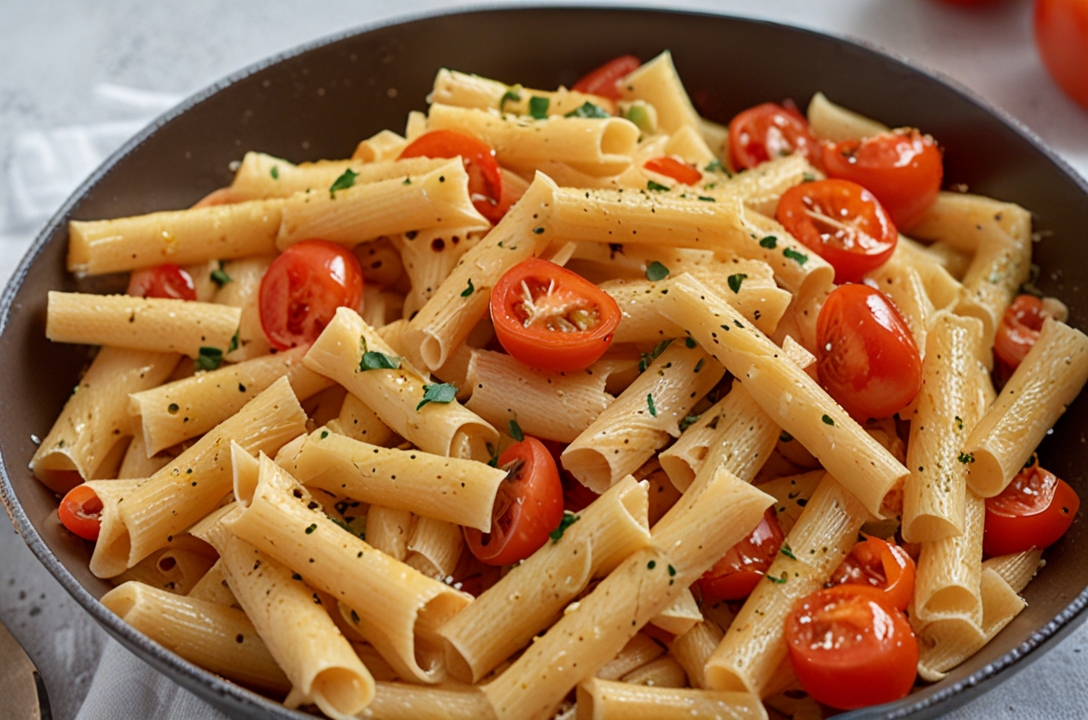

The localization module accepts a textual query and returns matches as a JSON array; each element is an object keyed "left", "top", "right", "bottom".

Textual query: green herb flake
[
  {"left": 461, "top": 278, "right": 475, "bottom": 297},
  {"left": 417, "top": 382, "right": 458, "bottom": 411},
  {"left": 646, "top": 180, "right": 670, "bottom": 192},
  {"left": 532, "top": 227, "right": 545, "bottom": 235},
  {"left": 679, "top": 414, "right": 701, "bottom": 432},
  {"left": 167, "top": 403, "right": 180, "bottom": 415},
  {"left": 350, "top": 609, "right": 361, "bottom": 624},
  {"left": 565, "top": 101, "right": 610, "bottom": 119},
  {"left": 359, "top": 350, "right": 401, "bottom": 372},
  {"left": 780, "top": 545, "right": 797, "bottom": 560},
  {"left": 783, "top": 247, "right": 808, "bottom": 266},
  {"left": 228, "top": 330, "right": 239, "bottom": 354},
  {"left": 403, "top": 177, "right": 411, "bottom": 185},
  {"left": 802, "top": 172, "right": 816, "bottom": 183},
  {"left": 329, "top": 168, "right": 358, "bottom": 198},
  {"left": 821, "top": 414, "right": 835, "bottom": 426},
  {"left": 647, "top": 560, "right": 657, "bottom": 570},
  {"left": 550, "top": 511, "right": 580, "bottom": 543},
  {"left": 759, "top": 235, "right": 778, "bottom": 249},
  {"left": 639, "top": 339, "right": 672, "bottom": 372},
  {"left": 958, "top": 452, "right": 975, "bottom": 464},
  {"left": 486, "top": 443, "right": 499, "bottom": 468},
  {"left": 767, "top": 573, "right": 788, "bottom": 584},
  {"left": 528, "top": 95, "right": 550, "bottom": 119},
  {"left": 499, "top": 85, "right": 522, "bottom": 111},
  {"left": 955, "top": 415, "right": 964, "bottom": 431},
  {"left": 320, "top": 430, "right": 329, "bottom": 439},
  {"left": 305, "top": 523, "right": 317, "bottom": 534},
  {"left": 645, "top": 261, "right": 670, "bottom": 282},
  {"left": 727, "top": 273, "right": 747, "bottom": 294},
  {"left": 705, "top": 159, "right": 731, "bottom": 177},
  {"left": 195, "top": 347, "right": 224, "bottom": 371},
  {"left": 697, "top": 195, "right": 715, "bottom": 202},
  {"left": 270, "top": 166, "right": 280, "bottom": 180},
  {"left": 667, "top": 564, "right": 676, "bottom": 577},
  {"left": 211, "top": 268, "right": 232, "bottom": 287},
  {"left": 685, "top": 337, "right": 697, "bottom": 348},
  {"left": 647, "top": 393, "right": 658, "bottom": 417},
  {"left": 508, "top": 419, "right": 524, "bottom": 442},
  {"left": 779, "top": 431, "right": 793, "bottom": 443},
  {"left": 694, "top": 358, "right": 705, "bottom": 373}
]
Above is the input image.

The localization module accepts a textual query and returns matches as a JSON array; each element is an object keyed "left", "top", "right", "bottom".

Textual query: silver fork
[{"left": 0, "top": 618, "right": 51, "bottom": 720}]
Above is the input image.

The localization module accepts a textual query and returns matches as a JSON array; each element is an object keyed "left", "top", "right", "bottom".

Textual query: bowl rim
[{"left": 2, "top": 4, "right": 1087, "bottom": 719}]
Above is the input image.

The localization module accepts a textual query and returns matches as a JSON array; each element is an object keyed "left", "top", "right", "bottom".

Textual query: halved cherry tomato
[
  {"left": 816, "top": 284, "right": 923, "bottom": 420},
  {"left": 571, "top": 54, "right": 641, "bottom": 100},
  {"left": 994, "top": 294, "right": 1049, "bottom": 371},
  {"left": 785, "top": 586, "right": 918, "bottom": 710},
  {"left": 259, "top": 239, "right": 363, "bottom": 350},
  {"left": 776, "top": 178, "right": 898, "bottom": 283},
  {"left": 400, "top": 129, "right": 505, "bottom": 223},
  {"left": 697, "top": 507, "right": 785, "bottom": 602},
  {"left": 490, "top": 258, "right": 620, "bottom": 373},
  {"left": 644, "top": 156, "right": 702, "bottom": 185},
  {"left": 829, "top": 536, "right": 916, "bottom": 611},
  {"left": 984, "top": 459, "right": 1080, "bottom": 557},
  {"left": 58, "top": 485, "right": 103, "bottom": 541},
  {"left": 1035, "top": 0, "right": 1088, "bottom": 112},
  {"left": 464, "top": 437, "right": 564, "bottom": 566},
  {"left": 728, "top": 102, "right": 821, "bottom": 171},
  {"left": 822, "top": 129, "right": 943, "bottom": 230},
  {"left": 127, "top": 264, "right": 197, "bottom": 301}
]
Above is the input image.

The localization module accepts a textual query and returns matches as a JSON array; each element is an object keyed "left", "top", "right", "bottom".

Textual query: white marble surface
[{"left": 2, "top": 1, "right": 1087, "bottom": 718}]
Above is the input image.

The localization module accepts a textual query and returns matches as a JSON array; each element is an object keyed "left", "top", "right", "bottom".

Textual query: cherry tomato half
[
  {"left": 829, "top": 536, "right": 916, "bottom": 611},
  {"left": 464, "top": 437, "right": 564, "bottom": 566},
  {"left": 728, "top": 102, "right": 821, "bottom": 171},
  {"left": 786, "top": 586, "right": 918, "bottom": 710},
  {"left": 571, "top": 54, "right": 642, "bottom": 100},
  {"left": 697, "top": 507, "right": 785, "bottom": 602},
  {"left": 1035, "top": 0, "right": 1088, "bottom": 112},
  {"left": 400, "top": 129, "right": 506, "bottom": 223},
  {"left": 127, "top": 264, "right": 197, "bottom": 301},
  {"left": 643, "top": 156, "right": 702, "bottom": 186},
  {"left": 984, "top": 459, "right": 1080, "bottom": 557},
  {"left": 822, "top": 129, "right": 943, "bottom": 230},
  {"left": 58, "top": 485, "right": 103, "bottom": 541},
  {"left": 259, "top": 239, "right": 364, "bottom": 351},
  {"left": 490, "top": 258, "right": 621, "bottom": 373},
  {"left": 817, "top": 284, "right": 923, "bottom": 421},
  {"left": 776, "top": 178, "right": 898, "bottom": 283},
  {"left": 190, "top": 187, "right": 239, "bottom": 208},
  {"left": 994, "top": 294, "right": 1049, "bottom": 371}
]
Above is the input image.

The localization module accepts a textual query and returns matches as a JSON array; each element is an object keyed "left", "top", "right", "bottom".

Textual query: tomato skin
[
  {"left": 1035, "top": 0, "right": 1088, "bottom": 112},
  {"left": 697, "top": 507, "right": 785, "bottom": 602},
  {"left": 400, "top": 130, "right": 505, "bottom": 223},
  {"left": 728, "top": 102, "right": 821, "bottom": 171},
  {"left": 829, "top": 537, "right": 916, "bottom": 611},
  {"left": 984, "top": 461, "right": 1080, "bottom": 557},
  {"left": 816, "top": 284, "right": 923, "bottom": 421},
  {"left": 786, "top": 586, "right": 918, "bottom": 710},
  {"left": 571, "top": 55, "right": 641, "bottom": 100},
  {"left": 258, "top": 240, "right": 364, "bottom": 351},
  {"left": 57, "top": 485, "right": 104, "bottom": 541},
  {"left": 127, "top": 264, "right": 198, "bottom": 301},
  {"left": 490, "top": 258, "right": 621, "bottom": 373},
  {"left": 191, "top": 187, "right": 239, "bottom": 208},
  {"left": 464, "top": 437, "right": 565, "bottom": 566},
  {"left": 644, "top": 156, "right": 702, "bottom": 185},
  {"left": 994, "top": 295, "right": 1048, "bottom": 371},
  {"left": 776, "top": 178, "right": 898, "bottom": 283},
  {"left": 821, "top": 129, "right": 943, "bottom": 230}
]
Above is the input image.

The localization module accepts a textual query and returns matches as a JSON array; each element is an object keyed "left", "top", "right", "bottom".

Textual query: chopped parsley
[
  {"left": 417, "top": 382, "right": 458, "bottom": 410},
  {"left": 645, "top": 261, "right": 670, "bottom": 282},
  {"left": 646, "top": 180, "right": 670, "bottom": 192},
  {"left": 647, "top": 393, "right": 658, "bottom": 417},
  {"left": 955, "top": 415, "right": 964, "bottom": 431},
  {"left": 565, "top": 101, "right": 610, "bottom": 119},
  {"left": 550, "top": 511, "right": 580, "bottom": 542},
  {"left": 320, "top": 430, "right": 329, "bottom": 439},
  {"left": 360, "top": 350, "right": 401, "bottom": 371},
  {"left": 667, "top": 564, "right": 676, "bottom": 577},
  {"left": 780, "top": 544, "right": 797, "bottom": 560},
  {"left": 329, "top": 168, "right": 358, "bottom": 198},
  {"left": 508, "top": 419, "right": 524, "bottom": 442},
  {"left": 783, "top": 247, "right": 808, "bottom": 266},
  {"left": 704, "top": 159, "right": 731, "bottom": 177},
  {"left": 727, "top": 273, "right": 747, "bottom": 294},
  {"left": 694, "top": 358, "right": 705, "bottom": 373},
  {"left": 802, "top": 172, "right": 816, "bottom": 183},
  {"left": 270, "top": 166, "right": 280, "bottom": 180},
  {"left": 759, "top": 235, "right": 778, "bottom": 249},
  {"left": 647, "top": 560, "right": 657, "bottom": 570},
  {"left": 228, "top": 330, "right": 239, "bottom": 354},
  {"left": 529, "top": 96, "right": 550, "bottom": 119},
  {"left": 305, "top": 523, "right": 317, "bottom": 535},
  {"left": 195, "top": 347, "right": 224, "bottom": 371},
  {"left": 685, "top": 337, "right": 697, "bottom": 348},
  {"left": 499, "top": 85, "right": 522, "bottom": 111},
  {"left": 697, "top": 195, "right": 715, "bottom": 202},
  {"left": 767, "top": 573, "right": 788, "bottom": 584},
  {"left": 211, "top": 267, "right": 232, "bottom": 287},
  {"left": 639, "top": 339, "right": 672, "bottom": 372},
  {"left": 679, "top": 414, "right": 701, "bottom": 431},
  {"left": 821, "top": 414, "right": 835, "bottom": 426},
  {"left": 461, "top": 278, "right": 475, "bottom": 297},
  {"left": 958, "top": 452, "right": 975, "bottom": 464}
]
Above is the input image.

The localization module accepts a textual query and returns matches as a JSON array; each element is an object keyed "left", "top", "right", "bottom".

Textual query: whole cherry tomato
[
  {"left": 490, "top": 258, "right": 621, "bottom": 373},
  {"left": 822, "top": 129, "right": 943, "bottom": 230},
  {"left": 400, "top": 129, "right": 506, "bottom": 223},
  {"left": 829, "top": 536, "right": 916, "bottom": 611},
  {"left": 994, "top": 294, "right": 1049, "bottom": 371},
  {"left": 643, "top": 156, "right": 703, "bottom": 185},
  {"left": 697, "top": 507, "right": 785, "bottom": 602},
  {"left": 57, "top": 484, "right": 103, "bottom": 541},
  {"left": 259, "top": 239, "right": 364, "bottom": 350},
  {"left": 127, "top": 264, "right": 197, "bottom": 301},
  {"left": 464, "top": 437, "right": 565, "bottom": 566},
  {"left": 816, "top": 284, "right": 923, "bottom": 421},
  {"left": 1035, "top": 0, "right": 1088, "bottom": 112},
  {"left": 785, "top": 586, "right": 919, "bottom": 710},
  {"left": 776, "top": 178, "right": 898, "bottom": 283},
  {"left": 571, "top": 55, "right": 642, "bottom": 100},
  {"left": 728, "top": 102, "right": 821, "bottom": 171},
  {"left": 984, "top": 459, "right": 1080, "bottom": 557}
]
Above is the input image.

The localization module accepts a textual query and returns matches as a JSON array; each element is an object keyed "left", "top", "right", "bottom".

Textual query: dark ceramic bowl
[{"left": 2, "top": 6, "right": 1087, "bottom": 719}]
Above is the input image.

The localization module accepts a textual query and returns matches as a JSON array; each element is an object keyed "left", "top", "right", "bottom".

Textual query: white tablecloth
[{"left": 2, "top": 1, "right": 1087, "bottom": 718}]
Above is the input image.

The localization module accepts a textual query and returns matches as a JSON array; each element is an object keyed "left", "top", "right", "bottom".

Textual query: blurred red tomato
[
  {"left": 931, "top": 0, "right": 1008, "bottom": 6},
  {"left": 1035, "top": 0, "right": 1088, "bottom": 111}
]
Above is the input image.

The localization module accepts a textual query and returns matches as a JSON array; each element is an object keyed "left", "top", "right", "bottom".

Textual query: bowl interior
[{"left": 2, "top": 7, "right": 1087, "bottom": 719}]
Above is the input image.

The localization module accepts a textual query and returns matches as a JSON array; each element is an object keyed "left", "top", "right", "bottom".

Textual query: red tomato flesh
[
  {"left": 728, "top": 102, "right": 821, "bottom": 171},
  {"left": 994, "top": 294, "right": 1048, "bottom": 371},
  {"left": 984, "top": 460, "right": 1080, "bottom": 557},
  {"left": 400, "top": 129, "right": 505, "bottom": 223},
  {"left": 821, "top": 129, "right": 943, "bottom": 230},
  {"left": 464, "top": 437, "right": 564, "bottom": 566},
  {"left": 786, "top": 586, "right": 918, "bottom": 710},
  {"left": 571, "top": 55, "right": 641, "bottom": 100},
  {"left": 816, "top": 284, "right": 923, "bottom": 421},
  {"left": 1035, "top": 0, "right": 1088, "bottom": 112},
  {"left": 259, "top": 239, "right": 364, "bottom": 350},
  {"left": 58, "top": 485, "right": 103, "bottom": 541},
  {"left": 776, "top": 178, "right": 898, "bottom": 284},
  {"left": 644, "top": 156, "right": 702, "bottom": 185},
  {"left": 127, "top": 264, "right": 197, "bottom": 301},
  {"left": 490, "top": 258, "right": 620, "bottom": 373},
  {"left": 829, "top": 536, "right": 916, "bottom": 611},
  {"left": 697, "top": 507, "right": 785, "bottom": 602}
]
